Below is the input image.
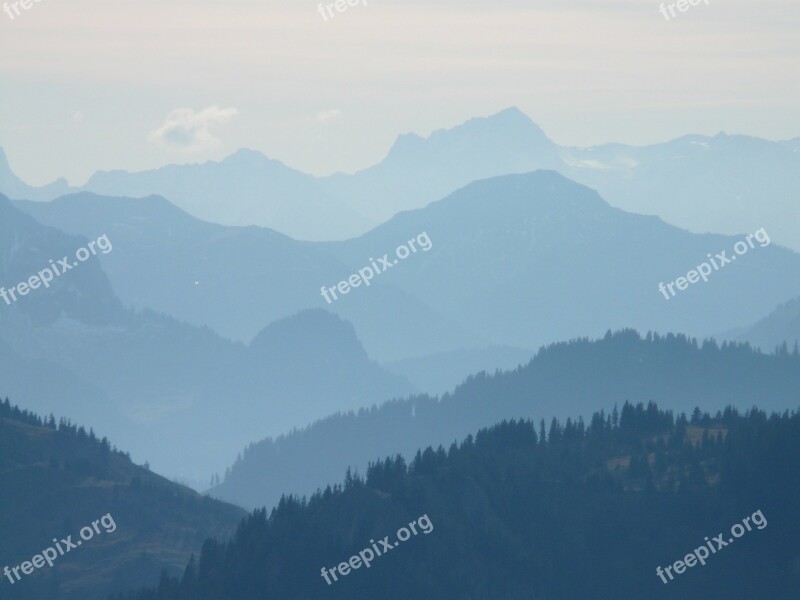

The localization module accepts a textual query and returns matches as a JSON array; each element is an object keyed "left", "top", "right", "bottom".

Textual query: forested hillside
[
  {"left": 120, "top": 402, "right": 800, "bottom": 599},
  {"left": 0, "top": 400, "right": 245, "bottom": 600},
  {"left": 212, "top": 330, "right": 800, "bottom": 509}
]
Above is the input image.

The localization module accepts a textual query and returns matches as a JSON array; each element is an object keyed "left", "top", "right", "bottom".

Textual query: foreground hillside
[
  {"left": 121, "top": 402, "right": 800, "bottom": 599},
  {"left": 211, "top": 330, "right": 800, "bottom": 509},
  {"left": 0, "top": 400, "right": 245, "bottom": 600}
]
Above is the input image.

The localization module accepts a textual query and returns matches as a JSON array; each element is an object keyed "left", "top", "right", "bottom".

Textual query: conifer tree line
[{"left": 115, "top": 401, "right": 800, "bottom": 600}]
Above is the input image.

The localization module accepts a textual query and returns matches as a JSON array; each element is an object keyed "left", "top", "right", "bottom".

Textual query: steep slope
[
  {"left": 0, "top": 195, "right": 125, "bottom": 327},
  {"left": 0, "top": 400, "right": 246, "bottom": 600},
  {"left": 210, "top": 330, "right": 800, "bottom": 510},
  {"left": 1, "top": 197, "right": 415, "bottom": 482},
  {"left": 127, "top": 403, "right": 800, "bottom": 600}
]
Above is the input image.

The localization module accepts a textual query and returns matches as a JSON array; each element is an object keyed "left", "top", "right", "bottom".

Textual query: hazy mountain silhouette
[
  {"left": 0, "top": 400, "right": 245, "bottom": 600},
  {"left": 16, "top": 173, "right": 800, "bottom": 364},
  {"left": 384, "top": 346, "right": 534, "bottom": 396},
  {"left": 1, "top": 196, "right": 414, "bottom": 483},
  {"left": 81, "top": 149, "right": 371, "bottom": 241},
  {"left": 14, "top": 191, "right": 482, "bottom": 359},
  {"left": 14, "top": 192, "right": 349, "bottom": 342},
  {"left": 721, "top": 296, "right": 800, "bottom": 353},
  {"left": 0, "top": 148, "right": 74, "bottom": 202},
  {"left": 0, "top": 195, "right": 125, "bottom": 326},
  {"left": 5, "top": 109, "right": 797, "bottom": 249},
  {"left": 563, "top": 132, "right": 800, "bottom": 252},
  {"left": 320, "top": 171, "right": 800, "bottom": 360},
  {"left": 209, "top": 330, "right": 800, "bottom": 510},
  {"left": 324, "top": 107, "right": 562, "bottom": 223}
]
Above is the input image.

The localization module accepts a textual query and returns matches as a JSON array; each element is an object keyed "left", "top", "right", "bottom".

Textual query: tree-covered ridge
[
  {"left": 214, "top": 329, "right": 800, "bottom": 509},
  {"left": 0, "top": 396, "right": 127, "bottom": 461},
  {"left": 0, "top": 399, "right": 245, "bottom": 600},
  {"left": 122, "top": 401, "right": 800, "bottom": 599}
]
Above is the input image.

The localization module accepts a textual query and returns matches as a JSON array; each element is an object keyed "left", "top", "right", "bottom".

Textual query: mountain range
[
  {"left": 14, "top": 172, "right": 800, "bottom": 367},
  {"left": 3, "top": 108, "right": 798, "bottom": 252},
  {"left": 0, "top": 195, "right": 414, "bottom": 484}
]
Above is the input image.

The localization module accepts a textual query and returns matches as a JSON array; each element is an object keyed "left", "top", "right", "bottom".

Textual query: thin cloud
[
  {"left": 149, "top": 106, "right": 238, "bottom": 151},
  {"left": 316, "top": 109, "right": 342, "bottom": 123}
]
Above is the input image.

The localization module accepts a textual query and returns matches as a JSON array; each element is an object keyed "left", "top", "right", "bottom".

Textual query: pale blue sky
[{"left": 1, "top": 0, "right": 798, "bottom": 185}]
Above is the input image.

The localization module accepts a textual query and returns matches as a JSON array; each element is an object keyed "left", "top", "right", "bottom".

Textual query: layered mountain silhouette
[
  {"left": 15, "top": 192, "right": 475, "bottom": 357},
  {"left": 15, "top": 173, "right": 800, "bottom": 365},
  {"left": 722, "top": 295, "right": 800, "bottom": 353},
  {"left": 210, "top": 330, "right": 800, "bottom": 510},
  {"left": 384, "top": 345, "right": 534, "bottom": 396},
  {"left": 3, "top": 108, "right": 797, "bottom": 249},
  {"left": 323, "top": 107, "right": 562, "bottom": 224},
  {"left": 81, "top": 149, "right": 371, "bottom": 241},
  {"left": 563, "top": 132, "right": 800, "bottom": 254},
  {"left": 0, "top": 400, "right": 245, "bottom": 600},
  {"left": 0, "top": 148, "right": 73, "bottom": 203},
  {"left": 0, "top": 196, "right": 414, "bottom": 483}
]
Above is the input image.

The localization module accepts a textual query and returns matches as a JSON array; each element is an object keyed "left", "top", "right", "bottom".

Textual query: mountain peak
[
  {"left": 250, "top": 309, "right": 367, "bottom": 360},
  {"left": 383, "top": 107, "right": 555, "bottom": 167},
  {"left": 454, "top": 106, "right": 546, "bottom": 138},
  {"left": 223, "top": 147, "right": 272, "bottom": 166},
  {"left": 486, "top": 106, "right": 532, "bottom": 123}
]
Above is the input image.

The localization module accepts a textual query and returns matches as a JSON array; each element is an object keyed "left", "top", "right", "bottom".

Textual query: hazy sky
[{"left": 1, "top": 0, "right": 798, "bottom": 185}]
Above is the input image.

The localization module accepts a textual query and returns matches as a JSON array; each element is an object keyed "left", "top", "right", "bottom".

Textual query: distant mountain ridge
[
  {"left": 721, "top": 295, "right": 800, "bottom": 352},
  {"left": 0, "top": 148, "right": 73, "bottom": 202},
  {"left": 0, "top": 195, "right": 415, "bottom": 483},
  {"left": 15, "top": 172, "right": 800, "bottom": 365},
  {"left": 323, "top": 107, "right": 563, "bottom": 223},
  {"left": 82, "top": 149, "right": 372, "bottom": 241},
  {"left": 2, "top": 107, "right": 797, "bottom": 249}
]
